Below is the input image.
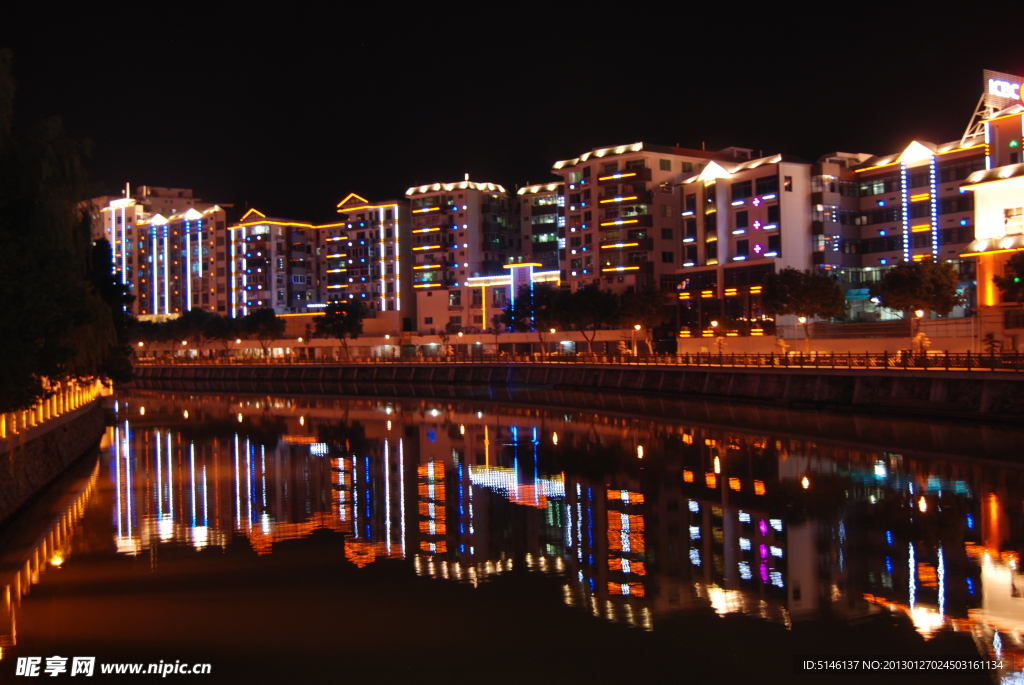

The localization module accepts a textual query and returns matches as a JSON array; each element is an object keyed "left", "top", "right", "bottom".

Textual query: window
[
  {"left": 731, "top": 181, "right": 753, "bottom": 201},
  {"left": 661, "top": 251, "right": 674, "bottom": 263},
  {"left": 768, "top": 235, "right": 781, "bottom": 255},
  {"left": 1005, "top": 207, "right": 1024, "bottom": 235},
  {"left": 767, "top": 204, "right": 780, "bottom": 223},
  {"left": 660, "top": 159, "right": 671, "bottom": 171},
  {"left": 755, "top": 175, "right": 778, "bottom": 196},
  {"left": 784, "top": 176, "right": 793, "bottom": 192},
  {"left": 662, "top": 228, "right": 673, "bottom": 240},
  {"left": 685, "top": 193, "right": 697, "bottom": 213},
  {"left": 736, "top": 240, "right": 749, "bottom": 257},
  {"left": 682, "top": 162, "right": 693, "bottom": 173},
  {"left": 424, "top": 317, "right": 433, "bottom": 324},
  {"left": 685, "top": 219, "right": 697, "bottom": 240},
  {"left": 449, "top": 291, "right": 461, "bottom": 306},
  {"left": 661, "top": 205, "right": 672, "bottom": 217},
  {"left": 706, "top": 241, "right": 718, "bottom": 262},
  {"left": 735, "top": 211, "right": 749, "bottom": 229},
  {"left": 449, "top": 316, "right": 461, "bottom": 325}
]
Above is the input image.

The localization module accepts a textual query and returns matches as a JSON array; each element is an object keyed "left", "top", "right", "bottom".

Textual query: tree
[
  {"left": 207, "top": 315, "right": 242, "bottom": 356},
  {"left": 241, "top": 308, "right": 285, "bottom": 359},
  {"left": 761, "top": 268, "right": 847, "bottom": 346},
  {"left": 501, "top": 282, "right": 561, "bottom": 355},
  {"left": 315, "top": 300, "right": 365, "bottom": 359},
  {"left": 993, "top": 251, "right": 1024, "bottom": 306},
  {"left": 619, "top": 286, "right": 669, "bottom": 354},
  {"left": 174, "top": 308, "right": 218, "bottom": 358},
  {"left": 870, "top": 259, "right": 964, "bottom": 336},
  {"left": 552, "top": 284, "right": 619, "bottom": 355},
  {"left": 0, "top": 49, "right": 122, "bottom": 411}
]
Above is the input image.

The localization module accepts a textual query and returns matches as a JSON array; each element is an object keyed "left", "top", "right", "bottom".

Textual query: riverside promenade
[{"left": 133, "top": 353, "right": 1024, "bottom": 422}]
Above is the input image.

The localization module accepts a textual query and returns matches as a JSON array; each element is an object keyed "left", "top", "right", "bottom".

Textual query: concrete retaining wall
[
  {"left": 133, "top": 363, "right": 1024, "bottom": 421},
  {"left": 0, "top": 400, "right": 106, "bottom": 527}
]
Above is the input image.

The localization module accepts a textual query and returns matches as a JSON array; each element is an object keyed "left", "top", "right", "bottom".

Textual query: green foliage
[
  {"left": 993, "top": 251, "right": 1024, "bottom": 307},
  {"left": 619, "top": 286, "right": 669, "bottom": 353},
  {"left": 761, "top": 268, "right": 847, "bottom": 320},
  {"left": 242, "top": 308, "right": 286, "bottom": 357},
  {"left": 553, "top": 284, "right": 619, "bottom": 353},
  {"left": 314, "top": 300, "right": 365, "bottom": 358},
  {"left": 870, "top": 259, "right": 963, "bottom": 317},
  {"left": 0, "top": 49, "right": 122, "bottom": 411},
  {"left": 501, "top": 282, "right": 560, "bottom": 332}
]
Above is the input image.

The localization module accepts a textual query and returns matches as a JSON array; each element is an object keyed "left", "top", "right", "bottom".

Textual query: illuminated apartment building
[
  {"left": 327, "top": 193, "right": 413, "bottom": 331},
  {"left": 960, "top": 70, "right": 1024, "bottom": 347},
  {"left": 93, "top": 187, "right": 229, "bottom": 318},
  {"left": 406, "top": 178, "right": 510, "bottom": 333},
  {"left": 675, "top": 153, "right": 814, "bottom": 334},
  {"left": 551, "top": 142, "right": 725, "bottom": 294},
  {"left": 226, "top": 209, "right": 334, "bottom": 317},
  {"left": 515, "top": 183, "right": 563, "bottom": 272}
]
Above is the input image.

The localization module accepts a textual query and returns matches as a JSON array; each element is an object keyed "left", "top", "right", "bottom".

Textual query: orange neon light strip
[
  {"left": 597, "top": 172, "right": 637, "bottom": 181},
  {"left": 412, "top": 207, "right": 440, "bottom": 214},
  {"left": 600, "top": 266, "right": 640, "bottom": 272},
  {"left": 413, "top": 283, "right": 440, "bottom": 288},
  {"left": 600, "top": 242, "right": 639, "bottom": 249},
  {"left": 413, "top": 227, "right": 440, "bottom": 233},
  {"left": 600, "top": 218, "right": 639, "bottom": 227},
  {"left": 598, "top": 195, "right": 638, "bottom": 204},
  {"left": 910, "top": 225, "right": 931, "bottom": 232}
]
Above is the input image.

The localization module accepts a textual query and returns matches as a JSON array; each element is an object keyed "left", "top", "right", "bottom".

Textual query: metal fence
[{"left": 133, "top": 350, "right": 1024, "bottom": 373}]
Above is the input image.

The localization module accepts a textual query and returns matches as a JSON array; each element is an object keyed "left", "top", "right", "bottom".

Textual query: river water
[{"left": 2, "top": 388, "right": 1022, "bottom": 683}]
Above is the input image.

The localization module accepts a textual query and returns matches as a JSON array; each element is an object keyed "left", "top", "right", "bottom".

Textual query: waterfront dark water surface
[{"left": 2, "top": 388, "right": 1020, "bottom": 683}]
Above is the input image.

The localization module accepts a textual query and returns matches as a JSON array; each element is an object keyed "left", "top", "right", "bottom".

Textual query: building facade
[{"left": 406, "top": 178, "right": 510, "bottom": 334}]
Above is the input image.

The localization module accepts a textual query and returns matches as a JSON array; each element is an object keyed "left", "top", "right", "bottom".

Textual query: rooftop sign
[{"left": 984, "top": 69, "right": 1023, "bottom": 110}]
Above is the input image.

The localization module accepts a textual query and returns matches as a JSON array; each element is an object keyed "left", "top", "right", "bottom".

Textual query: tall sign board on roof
[{"left": 983, "top": 69, "right": 1023, "bottom": 110}]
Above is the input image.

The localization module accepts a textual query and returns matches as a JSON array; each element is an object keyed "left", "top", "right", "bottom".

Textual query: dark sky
[{"left": 3, "top": 9, "right": 1021, "bottom": 222}]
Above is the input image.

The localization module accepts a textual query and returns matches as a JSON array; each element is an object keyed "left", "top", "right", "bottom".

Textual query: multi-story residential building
[
  {"left": 676, "top": 153, "right": 814, "bottom": 335},
  {"left": 550, "top": 142, "right": 727, "bottom": 295},
  {"left": 93, "top": 187, "right": 229, "bottom": 319},
  {"left": 227, "top": 209, "right": 329, "bottom": 317},
  {"left": 515, "top": 182, "right": 563, "bottom": 272},
  {"left": 406, "top": 178, "right": 510, "bottom": 334},
  {"left": 328, "top": 193, "right": 413, "bottom": 331}
]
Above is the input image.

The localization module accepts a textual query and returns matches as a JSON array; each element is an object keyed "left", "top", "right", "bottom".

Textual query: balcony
[
  {"left": 598, "top": 237, "right": 654, "bottom": 252},
  {"left": 599, "top": 214, "right": 653, "bottom": 229},
  {"left": 597, "top": 190, "right": 652, "bottom": 205},
  {"left": 597, "top": 167, "right": 651, "bottom": 185}
]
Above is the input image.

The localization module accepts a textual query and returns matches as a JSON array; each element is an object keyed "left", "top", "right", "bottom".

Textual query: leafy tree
[
  {"left": 242, "top": 308, "right": 285, "bottom": 359},
  {"left": 552, "top": 284, "right": 619, "bottom": 355},
  {"left": 207, "top": 315, "right": 242, "bottom": 355},
  {"left": 89, "top": 238, "right": 134, "bottom": 381},
  {"left": 130, "top": 319, "right": 169, "bottom": 357},
  {"left": 0, "top": 49, "right": 121, "bottom": 411},
  {"left": 761, "top": 268, "right": 846, "bottom": 343},
  {"left": 315, "top": 300, "right": 365, "bottom": 359},
  {"left": 993, "top": 251, "right": 1024, "bottom": 306},
  {"left": 870, "top": 259, "right": 963, "bottom": 335},
  {"left": 619, "top": 286, "right": 669, "bottom": 354},
  {"left": 174, "top": 308, "right": 218, "bottom": 357}
]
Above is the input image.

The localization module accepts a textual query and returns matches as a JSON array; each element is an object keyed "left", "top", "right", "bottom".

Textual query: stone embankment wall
[
  {"left": 0, "top": 400, "right": 106, "bottom": 526},
  {"left": 133, "top": 364, "right": 1024, "bottom": 421}
]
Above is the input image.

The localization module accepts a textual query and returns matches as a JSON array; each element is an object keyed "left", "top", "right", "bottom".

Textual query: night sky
[{"left": 3, "top": 9, "right": 1021, "bottom": 223}]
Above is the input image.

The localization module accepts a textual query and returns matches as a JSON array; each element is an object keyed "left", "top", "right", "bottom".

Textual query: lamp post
[{"left": 632, "top": 324, "right": 641, "bottom": 355}]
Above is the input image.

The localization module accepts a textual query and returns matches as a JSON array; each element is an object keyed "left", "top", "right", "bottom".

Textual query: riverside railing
[
  {"left": 133, "top": 351, "right": 1024, "bottom": 373},
  {"left": 0, "top": 379, "right": 107, "bottom": 440}
]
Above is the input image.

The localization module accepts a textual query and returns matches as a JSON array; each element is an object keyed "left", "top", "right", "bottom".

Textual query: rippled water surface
[{"left": 2, "top": 388, "right": 1022, "bottom": 683}]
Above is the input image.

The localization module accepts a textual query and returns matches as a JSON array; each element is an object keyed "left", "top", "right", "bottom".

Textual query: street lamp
[{"left": 632, "top": 324, "right": 641, "bottom": 355}]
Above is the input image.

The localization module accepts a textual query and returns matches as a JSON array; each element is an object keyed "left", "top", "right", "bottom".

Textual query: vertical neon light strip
[
  {"left": 115, "top": 426, "right": 123, "bottom": 540},
  {"left": 120, "top": 206, "right": 127, "bottom": 283},
  {"left": 233, "top": 434, "right": 240, "bottom": 529},
  {"left": 399, "top": 438, "right": 406, "bottom": 557},
  {"left": 384, "top": 439, "right": 391, "bottom": 550},
  {"left": 241, "top": 226, "right": 249, "bottom": 317},
  {"left": 937, "top": 544, "right": 945, "bottom": 618},
  {"left": 900, "top": 162, "right": 910, "bottom": 263},
  {"left": 229, "top": 228, "right": 237, "bottom": 318},
  {"left": 394, "top": 206, "right": 401, "bottom": 312},
  {"left": 162, "top": 229, "right": 169, "bottom": 315},
  {"left": 379, "top": 207, "right": 386, "bottom": 312},
  {"left": 985, "top": 120, "right": 992, "bottom": 170},
  {"left": 190, "top": 442, "right": 196, "bottom": 528},
  {"left": 151, "top": 228, "right": 158, "bottom": 314},
  {"left": 908, "top": 542, "right": 916, "bottom": 610},
  {"left": 156, "top": 426, "right": 163, "bottom": 520},
  {"left": 167, "top": 431, "right": 173, "bottom": 520},
  {"left": 929, "top": 156, "right": 939, "bottom": 261},
  {"left": 185, "top": 222, "right": 191, "bottom": 310}
]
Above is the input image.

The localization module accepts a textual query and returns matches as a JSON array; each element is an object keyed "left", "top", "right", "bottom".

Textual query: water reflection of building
[{"left": 92, "top": 392, "right": 1024, "bottom": 675}]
